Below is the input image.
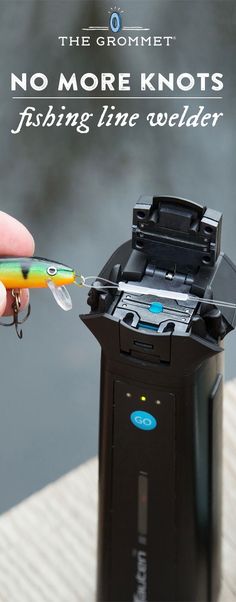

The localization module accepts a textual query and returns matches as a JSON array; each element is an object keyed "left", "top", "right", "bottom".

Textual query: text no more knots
[{"left": 11, "top": 105, "right": 223, "bottom": 135}]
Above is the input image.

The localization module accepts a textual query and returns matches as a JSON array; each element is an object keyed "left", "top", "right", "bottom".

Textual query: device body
[{"left": 81, "top": 197, "right": 236, "bottom": 602}]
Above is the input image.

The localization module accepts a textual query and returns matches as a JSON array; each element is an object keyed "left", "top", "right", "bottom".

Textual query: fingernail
[{"left": 0, "top": 282, "right": 7, "bottom": 316}]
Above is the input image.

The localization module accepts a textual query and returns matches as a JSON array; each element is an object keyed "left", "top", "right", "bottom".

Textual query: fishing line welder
[{"left": 81, "top": 196, "right": 236, "bottom": 602}]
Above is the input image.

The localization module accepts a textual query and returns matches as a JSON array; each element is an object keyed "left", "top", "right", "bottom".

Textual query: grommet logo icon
[
  {"left": 109, "top": 11, "right": 122, "bottom": 33},
  {"left": 130, "top": 411, "right": 157, "bottom": 431}
]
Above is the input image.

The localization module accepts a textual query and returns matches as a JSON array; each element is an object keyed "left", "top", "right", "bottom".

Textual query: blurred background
[{"left": 0, "top": 0, "right": 235, "bottom": 512}]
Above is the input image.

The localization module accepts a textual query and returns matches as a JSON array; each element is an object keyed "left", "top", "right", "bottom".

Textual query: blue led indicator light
[
  {"left": 149, "top": 302, "right": 163, "bottom": 314},
  {"left": 130, "top": 411, "right": 157, "bottom": 431}
]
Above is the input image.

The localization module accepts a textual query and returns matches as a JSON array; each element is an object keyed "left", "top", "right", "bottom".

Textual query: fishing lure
[
  {"left": 0, "top": 256, "right": 236, "bottom": 340},
  {"left": 0, "top": 257, "right": 82, "bottom": 339}
]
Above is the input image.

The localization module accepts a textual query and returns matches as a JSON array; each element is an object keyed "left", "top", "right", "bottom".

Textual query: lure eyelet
[{"left": 47, "top": 266, "right": 58, "bottom": 276}]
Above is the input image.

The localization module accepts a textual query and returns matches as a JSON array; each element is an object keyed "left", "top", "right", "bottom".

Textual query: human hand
[{"left": 0, "top": 211, "right": 35, "bottom": 316}]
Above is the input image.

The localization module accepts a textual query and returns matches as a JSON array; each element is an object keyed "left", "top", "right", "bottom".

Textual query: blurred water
[{"left": 0, "top": 0, "right": 235, "bottom": 512}]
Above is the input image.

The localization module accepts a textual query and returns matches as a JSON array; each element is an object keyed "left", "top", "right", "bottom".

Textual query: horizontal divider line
[{"left": 12, "top": 96, "right": 223, "bottom": 100}]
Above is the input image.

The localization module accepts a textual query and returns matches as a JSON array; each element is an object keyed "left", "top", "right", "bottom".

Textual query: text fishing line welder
[{"left": 80, "top": 196, "right": 236, "bottom": 602}]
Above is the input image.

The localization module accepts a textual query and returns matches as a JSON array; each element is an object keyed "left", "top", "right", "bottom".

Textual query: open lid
[{"left": 132, "top": 196, "right": 222, "bottom": 273}]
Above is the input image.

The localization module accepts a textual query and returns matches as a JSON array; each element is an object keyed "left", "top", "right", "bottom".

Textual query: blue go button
[{"left": 130, "top": 410, "right": 157, "bottom": 431}]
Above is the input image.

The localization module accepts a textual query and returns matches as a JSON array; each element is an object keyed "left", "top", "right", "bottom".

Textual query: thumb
[{"left": 0, "top": 282, "right": 7, "bottom": 316}]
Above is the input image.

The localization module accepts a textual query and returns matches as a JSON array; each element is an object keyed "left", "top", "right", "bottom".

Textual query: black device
[{"left": 80, "top": 196, "right": 236, "bottom": 602}]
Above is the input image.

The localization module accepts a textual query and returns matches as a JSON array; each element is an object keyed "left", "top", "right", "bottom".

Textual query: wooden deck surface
[{"left": 0, "top": 380, "right": 235, "bottom": 602}]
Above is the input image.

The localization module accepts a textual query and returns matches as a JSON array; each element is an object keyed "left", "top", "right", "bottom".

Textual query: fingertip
[
  {"left": 0, "top": 281, "right": 7, "bottom": 316},
  {"left": 0, "top": 211, "right": 35, "bottom": 256}
]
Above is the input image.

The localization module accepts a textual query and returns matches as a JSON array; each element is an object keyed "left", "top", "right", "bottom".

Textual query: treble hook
[{"left": 0, "top": 289, "right": 31, "bottom": 339}]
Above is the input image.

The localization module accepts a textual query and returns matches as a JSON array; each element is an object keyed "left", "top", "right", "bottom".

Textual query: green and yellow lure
[
  {"left": 0, "top": 257, "right": 83, "bottom": 338},
  {"left": 0, "top": 257, "right": 76, "bottom": 291}
]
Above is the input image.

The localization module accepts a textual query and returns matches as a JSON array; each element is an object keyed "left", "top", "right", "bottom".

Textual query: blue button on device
[
  {"left": 130, "top": 411, "right": 157, "bottom": 431},
  {"left": 149, "top": 302, "right": 163, "bottom": 314}
]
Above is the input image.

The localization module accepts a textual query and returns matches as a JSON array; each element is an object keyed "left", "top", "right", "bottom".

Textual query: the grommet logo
[{"left": 130, "top": 410, "right": 157, "bottom": 431}]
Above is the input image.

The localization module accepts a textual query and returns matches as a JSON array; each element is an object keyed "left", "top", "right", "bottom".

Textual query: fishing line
[
  {"left": 75, "top": 275, "right": 236, "bottom": 310},
  {"left": 75, "top": 275, "right": 119, "bottom": 289}
]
